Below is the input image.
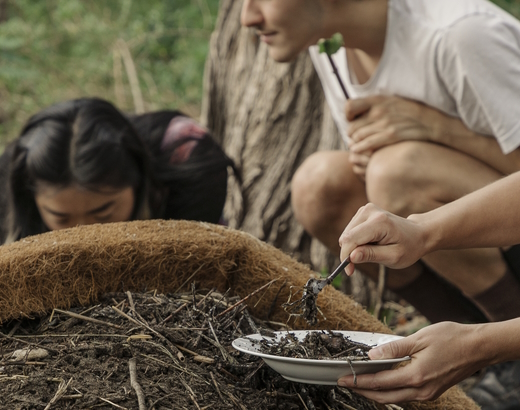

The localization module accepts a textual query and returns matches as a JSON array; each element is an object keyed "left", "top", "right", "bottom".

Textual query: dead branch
[
  {"left": 53, "top": 308, "right": 122, "bottom": 329},
  {"left": 216, "top": 278, "right": 279, "bottom": 318},
  {"left": 129, "top": 358, "right": 147, "bottom": 410}
]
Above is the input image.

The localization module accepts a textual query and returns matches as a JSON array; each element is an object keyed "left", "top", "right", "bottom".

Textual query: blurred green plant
[
  {"left": 0, "top": 0, "right": 219, "bottom": 148},
  {"left": 1, "top": 0, "right": 519, "bottom": 149}
]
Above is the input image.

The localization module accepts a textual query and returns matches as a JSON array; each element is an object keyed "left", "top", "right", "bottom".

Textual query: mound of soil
[
  {"left": 0, "top": 288, "right": 387, "bottom": 410},
  {"left": 258, "top": 331, "right": 372, "bottom": 361}
]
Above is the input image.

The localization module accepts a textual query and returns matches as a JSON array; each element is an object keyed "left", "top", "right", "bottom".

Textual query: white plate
[{"left": 232, "top": 330, "right": 409, "bottom": 385}]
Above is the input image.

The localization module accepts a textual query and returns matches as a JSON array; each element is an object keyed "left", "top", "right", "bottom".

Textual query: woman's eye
[{"left": 95, "top": 213, "right": 113, "bottom": 222}]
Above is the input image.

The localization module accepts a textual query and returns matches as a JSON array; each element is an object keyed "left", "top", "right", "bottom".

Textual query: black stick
[{"left": 326, "top": 54, "right": 349, "bottom": 100}]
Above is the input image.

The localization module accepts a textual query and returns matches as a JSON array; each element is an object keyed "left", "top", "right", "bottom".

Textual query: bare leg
[
  {"left": 365, "top": 141, "right": 506, "bottom": 297},
  {"left": 291, "top": 150, "right": 422, "bottom": 289},
  {"left": 291, "top": 144, "right": 520, "bottom": 323}
]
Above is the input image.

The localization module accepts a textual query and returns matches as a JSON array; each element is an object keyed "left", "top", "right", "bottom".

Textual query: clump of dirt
[
  {"left": 0, "top": 288, "right": 386, "bottom": 410},
  {"left": 258, "top": 331, "right": 372, "bottom": 361},
  {"left": 282, "top": 284, "right": 321, "bottom": 326}
]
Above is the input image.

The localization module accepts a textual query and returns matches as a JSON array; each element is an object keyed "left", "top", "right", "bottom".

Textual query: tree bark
[
  {"left": 201, "top": 0, "right": 376, "bottom": 306},
  {"left": 201, "top": 0, "right": 342, "bottom": 267}
]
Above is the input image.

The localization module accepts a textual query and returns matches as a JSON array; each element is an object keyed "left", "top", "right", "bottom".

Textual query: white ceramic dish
[{"left": 232, "top": 330, "right": 409, "bottom": 385}]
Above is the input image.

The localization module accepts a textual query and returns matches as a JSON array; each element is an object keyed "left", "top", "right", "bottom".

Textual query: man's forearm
[
  {"left": 476, "top": 318, "right": 520, "bottom": 365},
  {"left": 411, "top": 171, "right": 520, "bottom": 252},
  {"left": 426, "top": 108, "right": 520, "bottom": 175}
]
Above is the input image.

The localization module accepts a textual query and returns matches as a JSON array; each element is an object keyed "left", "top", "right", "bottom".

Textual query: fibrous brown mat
[{"left": 0, "top": 220, "right": 478, "bottom": 409}]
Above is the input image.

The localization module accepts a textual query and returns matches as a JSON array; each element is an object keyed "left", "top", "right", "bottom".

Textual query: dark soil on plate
[
  {"left": 0, "top": 287, "right": 388, "bottom": 410},
  {"left": 258, "top": 331, "right": 372, "bottom": 361}
]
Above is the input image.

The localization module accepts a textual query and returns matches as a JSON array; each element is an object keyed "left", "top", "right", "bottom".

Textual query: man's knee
[
  {"left": 365, "top": 142, "right": 429, "bottom": 216},
  {"left": 291, "top": 151, "right": 354, "bottom": 230}
]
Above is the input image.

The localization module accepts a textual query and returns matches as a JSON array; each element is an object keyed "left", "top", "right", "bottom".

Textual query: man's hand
[
  {"left": 348, "top": 150, "right": 372, "bottom": 181},
  {"left": 346, "top": 96, "right": 439, "bottom": 154},
  {"left": 337, "top": 322, "right": 488, "bottom": 403},
  {"left": 338, "top": 204, "right": 429, "bottom": 276}
]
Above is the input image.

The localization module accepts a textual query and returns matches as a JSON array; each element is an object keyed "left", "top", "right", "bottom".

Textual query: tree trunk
[
  {"left": 0, "top": 0, "right": 8, "bottom": 23},
  {"left": 201, "top": 0, "right": 373, "bottom": 305}
]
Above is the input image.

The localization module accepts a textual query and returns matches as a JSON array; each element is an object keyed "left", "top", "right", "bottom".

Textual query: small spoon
[{"left": 303, "top": 257, "right": 351, "bottom": 298}]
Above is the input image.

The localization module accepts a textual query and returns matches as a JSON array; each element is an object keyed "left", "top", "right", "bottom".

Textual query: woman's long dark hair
[
  {"left": 3, "top": 98, "right": 234, "bottom": 243},
  {"left": 5, "top": 98, "right": 152, "bottom": 243},
  {"left": 129, "top": 110, "right": 236, "bottom": 223}
]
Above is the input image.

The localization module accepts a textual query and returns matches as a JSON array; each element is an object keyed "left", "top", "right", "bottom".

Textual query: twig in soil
[
  {"left": 127, "top": 334, "right": 153, "bottom": 342},
  {"left": 297, "top": 392, "right": 310, "bottom": 410},
  {"left": 147, "top": 392, "right": 177, "bottom": 410},
  {"left": 129, "top": 358, "right": 147, "bottom": 410},
  {"left": 2, "top": 361, "right": 47, "bottom": 366},
  {"left": 139, "top": 353, "right": 170, "bottom": 368},
  {"left": 196, "top": 287, "right": 217, "bottom": 308},
  {"left": 174, "top": 343, "right": 215, "bottom": 363},
  {"left": 141, "top": 341, "right": 211, "bottom": 385},
  {"left": 180, "top": 378, "right": 201, "bottom": 410},
  {"left": 162, "top": 288, "right": 217, "bottom": 326},
  {"left": 53, "top": 308, "right": 122, "bottom": 329},
  {"left": 243, "top": 360, "right": 264, "bottom": 383},
  {"left": 126, "top": 291, "right": 136, "bottom": 311},
  {"left": 216, "top": 279, "right": 278, "bottom": 318},
  {"left": 224, "top": 390, "right": 248, "bottom": 410},
  {"left": 11, "top": 333, "right": 127, "bottom": 339},
  {"left": 0, "top": 332, "right": 60, "bottom": 354},
  {"left": 193, "top": 355, "right": 215, "bottom": 364},
  {"left": 112, "top": 305, "right": 185, "bottom": 362},
  {"left": 44, "top": 377, "right": 73, "bottom": 410},
  {"left": 98, "top": 397, "right": 128, "bottom": 409},
  {"left": 61, "top": 394, "right": 83, "bottom": 400},
  {"left": 209, "top": 371, "right": 224, "bottom": 401},
  {"left": 208, "top": 320, "right": 233, "bottom": 363}
]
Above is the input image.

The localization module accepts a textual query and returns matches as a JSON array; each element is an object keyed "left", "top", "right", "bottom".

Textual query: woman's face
[{"left": 34, "top": 183, "right": 135, "bottom": 231}]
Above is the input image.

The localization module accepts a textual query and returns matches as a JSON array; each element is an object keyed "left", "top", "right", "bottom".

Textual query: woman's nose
[{"left": 241, "top": 0, "right": 263, "bottom": 28}]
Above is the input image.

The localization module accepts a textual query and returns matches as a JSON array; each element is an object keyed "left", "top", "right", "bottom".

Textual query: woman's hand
[
  {"left": 346, "top": 96, "right": 443, "bottom": 154},
  {"left": 339, "top": 203, "right": 430, "bottom": 276},
  {"left": 337, "top": 322, "right": 489, "bottom": 403}
]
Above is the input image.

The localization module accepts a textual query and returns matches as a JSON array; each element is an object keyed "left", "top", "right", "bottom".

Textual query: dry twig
[
  {"left": 216, "top": 278, "right": 278, "bottom": 318},
  {"left": 53, "top": 308, "right": 122, "bottom": 329},
  {"left": 44, "top": 377, "right": 73, "bottom": 410},
  {"left": 129, "top": 358, "right": 147, "bottom": 410}
]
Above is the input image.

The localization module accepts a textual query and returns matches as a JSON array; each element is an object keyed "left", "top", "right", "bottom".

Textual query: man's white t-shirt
[{"left": 309, "top": 0, "right": 520, "bottom": 154}]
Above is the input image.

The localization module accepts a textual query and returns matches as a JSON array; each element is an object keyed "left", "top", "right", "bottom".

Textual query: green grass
[
  {"left": 1, "top": 0, "right": 519, "bottom": 149},
  {"left": 0, "top": 0, "right": 220, "bottom": 147}
]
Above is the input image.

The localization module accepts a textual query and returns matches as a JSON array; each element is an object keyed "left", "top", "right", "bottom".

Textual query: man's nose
[{"left": 241, "top": 0, "right": 263, "bottom": 28}]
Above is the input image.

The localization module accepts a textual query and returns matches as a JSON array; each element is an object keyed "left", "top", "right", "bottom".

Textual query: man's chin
[{"left": 268, "top": 48, "right": 301, "bottom": 63}]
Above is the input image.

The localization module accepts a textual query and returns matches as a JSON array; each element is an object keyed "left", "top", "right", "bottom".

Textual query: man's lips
[{"left": 258, "top": 31, "right": 277, "bottom": 43}]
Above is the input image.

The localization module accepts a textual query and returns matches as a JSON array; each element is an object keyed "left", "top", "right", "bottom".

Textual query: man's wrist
[{"left": 407, "top": 212, "right": 438, "bottom": 256}]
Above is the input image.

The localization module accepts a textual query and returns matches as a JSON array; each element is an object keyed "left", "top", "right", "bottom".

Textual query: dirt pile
[
  {"left": 0, "top": 220, "right": 479, "bottom": 409},
  {"left": 1, "top": 290, "right": 386, "bottom": 409}
]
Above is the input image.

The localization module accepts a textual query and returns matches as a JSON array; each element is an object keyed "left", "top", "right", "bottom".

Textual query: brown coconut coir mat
[{"left": 0, "top": 220, "right": 478, "bottom": 409}]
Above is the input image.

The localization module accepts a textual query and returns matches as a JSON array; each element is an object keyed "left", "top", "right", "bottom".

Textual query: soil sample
[
  {"left": 258, "top": 330, "right": 372, "bottom": 361},
  {"left": 0, "top": 289, "right": 385, "bottom": 410}
]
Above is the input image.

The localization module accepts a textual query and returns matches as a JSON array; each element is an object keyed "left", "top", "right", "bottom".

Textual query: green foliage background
[
  {"left": 1, "top": 0, "right": 520, "bottom": 149},
  {"left": 0, "top": 0, "right": 219, "bottom": 147}
]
